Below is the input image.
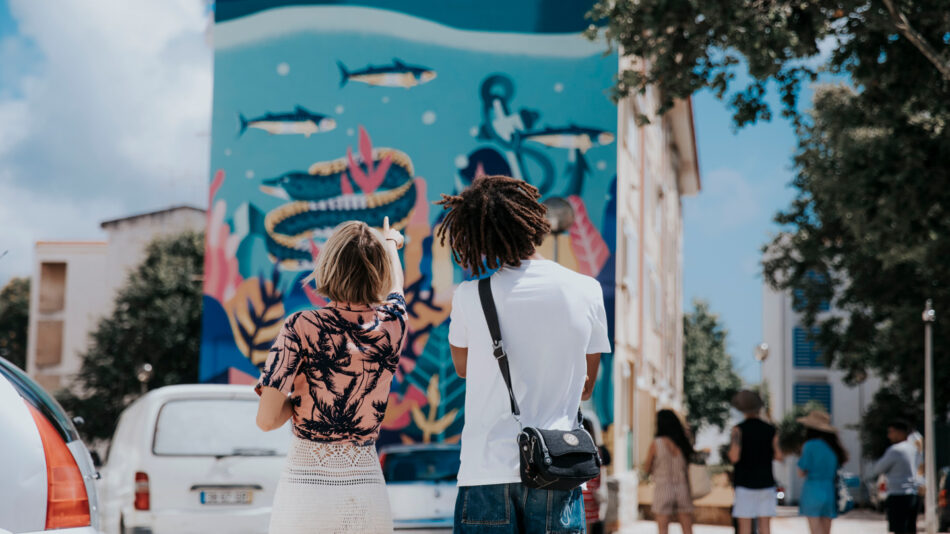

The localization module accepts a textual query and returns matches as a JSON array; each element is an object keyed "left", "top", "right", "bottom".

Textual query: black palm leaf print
[
  {"left": 259, "top": 312, "right": 304, "bottom": 392},
  {"left": 260, "top": 295, "right": 408, "bottom": 444}
]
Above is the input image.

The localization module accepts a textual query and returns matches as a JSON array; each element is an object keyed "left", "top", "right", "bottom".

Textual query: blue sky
[
  {"left": 685, "top": 88, "right": 800, "bottom": 383},
  {"left": 0, "top": 0, "right": 807, "bottom": 383}
]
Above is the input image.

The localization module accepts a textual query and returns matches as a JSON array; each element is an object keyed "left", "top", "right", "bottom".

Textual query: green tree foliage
[
  {"left": 588, "top": 0, "right": 950, "bottom": 437},
  {"left": 0, "top": 277, "right": 30, "bottom": 369},
  {"left": 58, "top": 232, "right": 204, "bottom": 441},
  {"left": 776, "top": 400, "right": 829, "bottom": 456},
  {"left": 683, "top": 299, "right": 743, "bottom": 432},
  {"left": 587, "top": 0, "right": 950, "bottom": 127},
  {"left": 763, "top": 82, "right": 950, "bottom": 417}
]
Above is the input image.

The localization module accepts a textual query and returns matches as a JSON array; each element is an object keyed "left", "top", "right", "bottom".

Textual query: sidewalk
[{"left": 622, "top": 508, "right": 888, "bottom": 534}]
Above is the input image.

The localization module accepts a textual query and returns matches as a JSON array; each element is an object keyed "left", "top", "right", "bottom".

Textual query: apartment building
[
  {"left": 608, "top": 57, "right": 701, "bottom": 523},
  {"left": 26, "top": 206, "right": 205, "bottom": 392}
]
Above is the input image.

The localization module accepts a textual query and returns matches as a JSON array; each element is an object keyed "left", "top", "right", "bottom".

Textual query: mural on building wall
[{"left": 202, "top": 0, "right": 618, "bottom": 446}]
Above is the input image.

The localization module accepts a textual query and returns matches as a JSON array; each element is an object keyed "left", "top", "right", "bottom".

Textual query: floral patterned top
[{"left": 255, "top": 292, "right": 408, "bottom": 445}]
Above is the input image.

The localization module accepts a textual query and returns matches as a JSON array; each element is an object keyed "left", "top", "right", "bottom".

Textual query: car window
[
  {"left": 383, "top": 449, "right": 461, "bottom": 483},
  {"left": 152, "top": 398, "right": 290, "bottom": 456},
  {"left": 0, "top": 357, "right": 78, "bottom": 443}
]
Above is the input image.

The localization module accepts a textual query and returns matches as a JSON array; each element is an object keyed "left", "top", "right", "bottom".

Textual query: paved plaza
[{"left": 623, "top": 508, "right": 891, "bottom": 534}]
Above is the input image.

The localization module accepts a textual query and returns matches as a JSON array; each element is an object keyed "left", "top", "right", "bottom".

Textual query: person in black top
[{"left": 728, "top": 390, "right": 783, "bottom": 534}]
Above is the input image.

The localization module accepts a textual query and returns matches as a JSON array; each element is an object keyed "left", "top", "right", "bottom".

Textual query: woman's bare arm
[
  {"left": 257, "top": 387, "right": 294, "bottom": 431},
  {"left": 382, "top": 216, "right": 404, "bottom": 294}
]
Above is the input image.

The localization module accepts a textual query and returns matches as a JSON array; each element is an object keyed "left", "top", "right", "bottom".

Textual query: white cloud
[
  {"left": 684, "top": 168, "right": 762, "bottom": 233},
  {"left": 0, "top": 0, "right": 212, "bottom": 285}
]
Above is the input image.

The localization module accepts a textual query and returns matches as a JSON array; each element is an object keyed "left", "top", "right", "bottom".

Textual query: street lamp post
[
  {"left": 922, "top": 300, "right": 936, "bottom": 534},
  {"left": 136, "top": 362, "right": 153, "bottom": 396}
]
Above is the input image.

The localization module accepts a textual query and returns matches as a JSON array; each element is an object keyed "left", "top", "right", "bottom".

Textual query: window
[
  {"left": 35, "top": 320, "right": 64, "bottom": 366},
  {"left": 793, "top": 383, "right": 832, "bottom": 414},
  {"left": 793, "top": 326, "right": 825, "bottom": 368},
  {"left": 382, "top": 448, "right": 461, "bottom": 483},
  {"left": 39, "top": 262, "right": 67, "bottom": 313},
  {"left": 622, "top": 221, "right": 638, "bottom": 297},
  {"left": 153, "top": 399, "right": 290, "bottom": 456},
  {"left": 793, "top": 270, "right": 831, "bottom": 312}
]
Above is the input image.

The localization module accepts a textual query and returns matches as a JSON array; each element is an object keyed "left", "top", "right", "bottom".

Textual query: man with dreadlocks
[{"left": 437, "top": 175, "right": 610, "bottom": 533}]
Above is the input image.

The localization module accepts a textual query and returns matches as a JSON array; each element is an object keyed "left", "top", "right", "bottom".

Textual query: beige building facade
[
  {"left": 608, "top": 57, "right": 701, "bottom": 528},
  {"left": 26, "top": 206, "right": 205, "bottom": 392}
]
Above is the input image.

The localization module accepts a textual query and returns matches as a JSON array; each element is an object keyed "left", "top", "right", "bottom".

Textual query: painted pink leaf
[
  {"left": 340, "top": 173, "right": 354, "bottom": 195},
  {"left": 209, "top": 169, "right": 225, "bottom": 202},
  {"left": 566, "top": 195, "right": 609, "bottom": 277},
  {"left": 345, "top": 126, "right": 390, "bottom": 194}
]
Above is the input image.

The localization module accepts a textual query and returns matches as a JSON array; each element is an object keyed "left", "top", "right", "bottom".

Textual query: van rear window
[{"left": 152, "top": 399, "right": 290, "bottom": 456}]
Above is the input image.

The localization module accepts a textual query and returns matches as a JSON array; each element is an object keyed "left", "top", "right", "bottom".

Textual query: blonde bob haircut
[{"left": 307, "top": 220, "right": 392, "bottom": 305}]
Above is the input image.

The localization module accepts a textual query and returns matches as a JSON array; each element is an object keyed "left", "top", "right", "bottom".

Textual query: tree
[
  {"left": 587, "top": 0, "right": 950, "bottom": 436},
  {"left": 58, "top": 232, "right": 204, "bottom": 441},
  {"left": 762, "top": 82, "right": 950, "bottom": 417},
  {"left": 683, "top": 299, "right": 743, "bottom": 432},
  {"left": 586, "top": 0, "right": 950, "bottom": 127},
  {"left": 0, "top": 277, "right": 30, "bottom": 369}
]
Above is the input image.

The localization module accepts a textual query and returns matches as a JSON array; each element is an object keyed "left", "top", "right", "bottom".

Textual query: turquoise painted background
[{"left": 201, "top": 0, "right": 617, "bottom": 446}]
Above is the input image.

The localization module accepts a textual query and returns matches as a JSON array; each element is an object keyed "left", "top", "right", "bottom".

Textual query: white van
[{"left": 98, "top": 384, "right": 291, "bottom": 534}]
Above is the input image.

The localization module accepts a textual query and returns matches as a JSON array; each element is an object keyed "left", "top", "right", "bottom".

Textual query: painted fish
[
  {"left": 238, "top": 106, "right": 336, "bottom": 137},
  {"left": 337, "top": 59, "right": 436, "bottom": 89},
  {"left": 518, "top": 125, "right": 615, "bottom": 153}
]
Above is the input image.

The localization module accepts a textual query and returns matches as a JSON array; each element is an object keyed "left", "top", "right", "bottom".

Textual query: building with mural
[{"left": 202, "top": 2, "right": 699, "bottom": 528}]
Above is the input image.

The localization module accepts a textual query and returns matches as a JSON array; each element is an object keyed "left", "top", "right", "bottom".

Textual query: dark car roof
[{"left": 0, "top": 357, "right": 80, "bottom": 443}]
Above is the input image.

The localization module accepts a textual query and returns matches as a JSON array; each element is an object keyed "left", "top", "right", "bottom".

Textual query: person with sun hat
[{"left": 796, "top": 409, "right": 849, "bottom": 534}]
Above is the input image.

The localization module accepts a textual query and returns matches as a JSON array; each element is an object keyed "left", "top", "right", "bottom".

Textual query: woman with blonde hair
[{"left": 255, "top": 217, "right": 407, "bottom": 533}]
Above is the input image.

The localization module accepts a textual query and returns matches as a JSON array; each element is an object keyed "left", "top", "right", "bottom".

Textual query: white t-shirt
[{"left": 448, "top": 259, "right": 611, "bottom": 486}]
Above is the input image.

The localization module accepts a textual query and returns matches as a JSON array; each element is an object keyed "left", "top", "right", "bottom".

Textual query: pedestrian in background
[
  {"left": 643, "top": 409, "right": 695, "bottom": 534},
  {"left": 872, "top": 420, "right": 920, "bottom": 534},
  {"left": 438, "top": 175, "right": 611, "bottom": 533},
  {"left": 728, "top": 390, "right": 783, "bottom": 534},
  {"left": 796, "top": 410, "right": 848, "bottom": 534},
  {"left": 255, "top": 218, "right": 407, "bottom": 534}
]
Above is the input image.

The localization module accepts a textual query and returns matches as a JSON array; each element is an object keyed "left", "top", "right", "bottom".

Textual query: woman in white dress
[{"left": 255, "top": 217, "right": 406, "bottom": 533}]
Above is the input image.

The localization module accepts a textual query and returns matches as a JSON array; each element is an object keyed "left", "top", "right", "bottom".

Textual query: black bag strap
[{"left": 478, "top": 277, "right": 521, "bottom": 417}]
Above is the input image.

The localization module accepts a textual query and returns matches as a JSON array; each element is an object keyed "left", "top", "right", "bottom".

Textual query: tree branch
[{"left": 881, "top": 0, "right": 950, "bottom": 80}]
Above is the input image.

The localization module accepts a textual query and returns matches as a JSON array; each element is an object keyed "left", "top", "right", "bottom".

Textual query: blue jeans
[{"left": 453, "top": 483, "right": 586, "bottom": 534}]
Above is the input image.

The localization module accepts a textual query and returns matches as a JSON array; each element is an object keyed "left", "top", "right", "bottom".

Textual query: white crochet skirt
[{"left": 267, "top": 435, "right": 393, "bottom": 533}]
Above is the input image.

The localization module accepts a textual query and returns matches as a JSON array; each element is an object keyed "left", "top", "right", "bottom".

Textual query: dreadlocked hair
[{"left": 435, "top": 175, "right": 551, "bottom": 277}]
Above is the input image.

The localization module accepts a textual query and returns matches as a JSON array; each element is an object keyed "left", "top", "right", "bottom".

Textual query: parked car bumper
[
  {"left": 394, "top": 517, "right": 454, "bottom": 530},
  {"left": 122, "top": 506, "right": 272, "bottom": 534},
  {"left": 11, "top": 528, "right": 100, "bottom": 534}
]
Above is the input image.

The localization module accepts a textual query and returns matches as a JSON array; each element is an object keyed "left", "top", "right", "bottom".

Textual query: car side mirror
[
  {"left": 599, "top": 445, "right": 612, "bottom": 467},
  {"left": 90, "top": 451, "right": 102, "bottom": 469}
]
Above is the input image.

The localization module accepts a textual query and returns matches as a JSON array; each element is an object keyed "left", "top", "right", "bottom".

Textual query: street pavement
[{"left": 623, "top": 507, "right": 890, "bottom": 534}]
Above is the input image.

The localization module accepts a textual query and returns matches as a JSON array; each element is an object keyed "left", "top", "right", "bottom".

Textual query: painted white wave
[{"left": 214, "top": 5, "right": 607, "bottom": 58}]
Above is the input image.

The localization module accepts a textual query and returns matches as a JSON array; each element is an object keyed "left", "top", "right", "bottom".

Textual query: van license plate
[{"left": 200, "top": 490, "right": 253, "bottom": 505}]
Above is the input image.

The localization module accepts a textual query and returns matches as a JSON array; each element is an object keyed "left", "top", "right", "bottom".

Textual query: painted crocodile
[{"left": 262, "top": 144, "right": 417, "bottom": 268}]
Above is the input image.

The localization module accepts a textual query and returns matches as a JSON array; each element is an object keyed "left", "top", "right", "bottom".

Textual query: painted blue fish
[
  {"left": 517, "top": 125, "right": 615, "bottom": 153},
  {"left": 238, "top": 106, "right": 336, "bottom": 137},
  {"left": 337, "top": 58, "right": 437, "bottom": 88}
]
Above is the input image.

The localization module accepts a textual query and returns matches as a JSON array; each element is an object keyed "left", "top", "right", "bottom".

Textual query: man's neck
[{"left": 525, "top": 251, "right": 545, "bottom": 261}]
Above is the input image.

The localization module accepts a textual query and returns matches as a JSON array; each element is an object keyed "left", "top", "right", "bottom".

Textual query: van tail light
[
  {"left": 939, "top": 489, "right": 947, "bottom": 509},
  {"left": 26, "top": 402, "right": 91, "bottom": 529},
  {"left": 879, "top": 480, "right": 887, "bottom": 494},
  {"left": 378, "top": 452, "right": 387, "bottom": 469},
  {"left": 134, "top": 472, "right": 150, "bottom": 510}
]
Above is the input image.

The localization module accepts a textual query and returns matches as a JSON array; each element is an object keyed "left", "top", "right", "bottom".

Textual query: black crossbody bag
[{"left": 477, "top": 277, "right": 601, "bottom": 491}]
